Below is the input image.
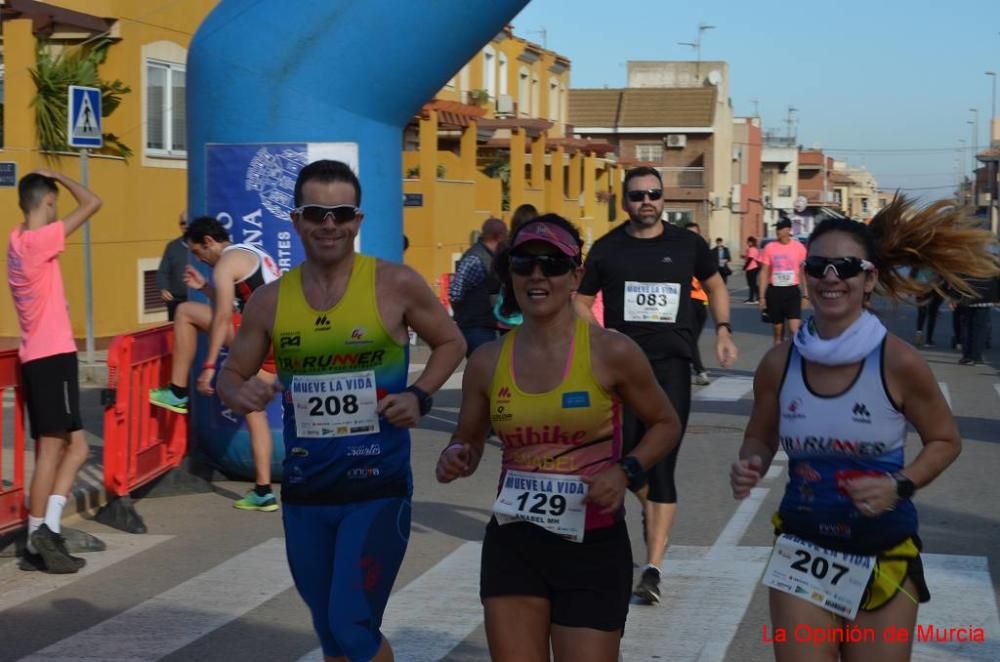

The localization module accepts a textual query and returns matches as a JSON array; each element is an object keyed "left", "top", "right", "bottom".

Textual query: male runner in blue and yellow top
[{"left": 218, "top": 160, "right": 465, "bottom": 662}]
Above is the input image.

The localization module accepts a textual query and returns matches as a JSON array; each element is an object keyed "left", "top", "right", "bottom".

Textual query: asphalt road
[{"left": 1, "top": 290, "right": 998, "bottom": 662}]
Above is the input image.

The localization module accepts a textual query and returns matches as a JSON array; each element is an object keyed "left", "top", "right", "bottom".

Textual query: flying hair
[{"left": 810, "top": 194, "right": 1000, "bottom": 301}]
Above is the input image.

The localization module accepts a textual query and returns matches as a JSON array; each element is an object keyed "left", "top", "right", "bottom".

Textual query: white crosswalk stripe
[
  {"left": 693, "top": 375, "right": 754, "bottom": 401},
  {"left": 0, "top": 534, "right": 173, "bottom": 613},
  {"left": 16, "top": 538, "right": 292, "bottom": 662}
]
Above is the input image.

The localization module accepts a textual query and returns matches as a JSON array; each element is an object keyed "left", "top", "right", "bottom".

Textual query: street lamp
[
  {"left": 987, "top": 72, "right": 997, "bottom": 133},
  {"left": 969, "top": 108, "right": 979, "bottom": 172}
]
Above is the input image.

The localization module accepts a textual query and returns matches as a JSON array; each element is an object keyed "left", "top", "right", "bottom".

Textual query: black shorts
[
  {"left": 21, "top": 352, "right": 82, "bottom": 439},
  {"left": 480, "top": 519, "right": 632, "bottom": 631},
  {"left": 622, "top": 357, "right": 690, "bottom": 503},
  {"left": 765, "top": 285, "right": 802, "bottom": 324}
]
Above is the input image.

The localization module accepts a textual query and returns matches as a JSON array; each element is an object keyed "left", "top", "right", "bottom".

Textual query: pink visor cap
[{"left": 512, "top": 221, "right": 580, "bottom": 257}]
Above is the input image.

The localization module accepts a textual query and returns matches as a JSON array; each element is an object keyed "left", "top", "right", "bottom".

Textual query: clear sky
[{"left": 511, "top": 0, "right": 1000, "bottom": 199}]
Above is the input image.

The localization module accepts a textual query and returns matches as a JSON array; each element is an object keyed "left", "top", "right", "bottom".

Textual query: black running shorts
[
  {"left": 765, "top": 285, "right": 803, "bottom": 324},
  {"left": 480, "top": 519, "right": 632, "bottom": 631},
  {"left": 21, "top": 352, "right": 83, "bottom": 439}
]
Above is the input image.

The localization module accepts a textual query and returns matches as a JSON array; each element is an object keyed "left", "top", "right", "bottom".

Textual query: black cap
[{"left": 776, "top": 218, "right": 792, "bottom": 230}]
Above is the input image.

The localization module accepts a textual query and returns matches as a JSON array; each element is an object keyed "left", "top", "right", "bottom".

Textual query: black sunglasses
[
  {"left": 804, "top": 256, "right": 874, "bottom": 280},
  {"left": 626, "top": 188, "right": 663, "bottom": 203},
  {"left": 292, "top": 204, "right": 359, "bottom": 224},
  {"left": 509, "top": 253, "right": 577, "bottom": 277}
]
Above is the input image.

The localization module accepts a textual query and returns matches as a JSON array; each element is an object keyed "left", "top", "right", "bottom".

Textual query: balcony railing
[
  {"left": 763, "top": 133, "right": 797, "bottom": 148},
  {"left": 656, "top": 167, "right": 705, "bottom": 188}
]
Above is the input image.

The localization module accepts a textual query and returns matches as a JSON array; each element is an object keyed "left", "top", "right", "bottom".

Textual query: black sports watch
[
  {"left": 617, "top": 456, "right": 647, "bottom": 491},
  {"left": 405, "top": 385, "right": 433, "bottom": 416},
  {"left": 892, "top": 472, "right": 915, "bottom": 500}
]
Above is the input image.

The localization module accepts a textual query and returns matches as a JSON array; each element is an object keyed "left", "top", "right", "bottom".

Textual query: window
[
  {"left": 483, "top": 47, "right": 497, "bottom": 100},
  {"left": 635, "top": 143, "right": 663, "bottom": 162},
  {"left": 531, "top": 75, "right": 540, "bottom": 117},
  {"left": 146, "top": 60, "right": 186, "bottom": 156},
  {"left": 518, "top": 67, "right": 530, "bottom": 116},
  {"left": 498, "top": 53, "right": 508, "bottom": 95},
  {"left": 137, "top": 258, "right": 167, "bottom": 324},
  {"left": 548, "top": 78, "right": 559, "bottom": 121},
  {"left": 665, "top": 209, "right": 694, "bottom": 226},
  {"left": 778, "top": 185, "right": 793, "bottom": 198}
]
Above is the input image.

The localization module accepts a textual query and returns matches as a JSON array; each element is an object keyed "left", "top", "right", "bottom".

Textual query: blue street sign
[{"left": 68, "top": 85, "right": 103, "bottom": 149}]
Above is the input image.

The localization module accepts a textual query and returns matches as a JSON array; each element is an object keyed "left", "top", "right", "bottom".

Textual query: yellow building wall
[{"left": 0, "top": 1, "right": 217, "bottom": 341}]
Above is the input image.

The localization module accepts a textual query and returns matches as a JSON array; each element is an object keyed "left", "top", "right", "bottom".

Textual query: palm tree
[{"left": 30, "top": 39, "right": 132, "bottom": 158}]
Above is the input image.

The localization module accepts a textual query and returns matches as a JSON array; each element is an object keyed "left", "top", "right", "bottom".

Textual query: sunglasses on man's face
[
  {"left": 292, "top": 204, "right": 359, "bottom": 224},
  {"left": 626, "top": 188, "right": 663, "bottom": 203},
  {"left": 804, "top": 256, "right": 874, "bottom": 280},
  {"left": 509, "top": 253, "right": 577, "bottom": 277}
]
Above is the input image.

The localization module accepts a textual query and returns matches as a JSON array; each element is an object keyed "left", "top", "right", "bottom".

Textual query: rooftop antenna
[
  {"left": 525, "top": 27, "right": 547, "bottom": 49},
  {"left": 677, "top": 22, "right": 715, "bottom": 80}
]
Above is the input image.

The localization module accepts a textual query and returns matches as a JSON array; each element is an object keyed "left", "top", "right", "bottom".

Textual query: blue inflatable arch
[{"left": 185, "top": 0, "right": 530, "bottom": 478}]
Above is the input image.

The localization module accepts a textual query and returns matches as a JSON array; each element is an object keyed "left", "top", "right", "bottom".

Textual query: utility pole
[
  {"left": 678, "top": 22, "right": 715, "bottom": 81},
  {"left": 751, "top": 98, "right": 760, "bottom": 118},
  {"left": 987, "top": 72, "right": 997, "bottom": 139}
]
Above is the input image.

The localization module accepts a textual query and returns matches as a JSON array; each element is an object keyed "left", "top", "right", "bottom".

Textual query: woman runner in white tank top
[{"left": 731, "top": 196, "right": 998, "bottom": 662}]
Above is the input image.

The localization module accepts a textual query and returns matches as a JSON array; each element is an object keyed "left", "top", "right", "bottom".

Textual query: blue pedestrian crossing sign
[{"left": 67, "top": 85, "right": 102, "bottom": 149}]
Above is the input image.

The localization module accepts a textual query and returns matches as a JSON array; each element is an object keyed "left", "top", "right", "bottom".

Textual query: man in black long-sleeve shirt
[{"left": 157, "top": 213, "right": 189, "bottom": 320}]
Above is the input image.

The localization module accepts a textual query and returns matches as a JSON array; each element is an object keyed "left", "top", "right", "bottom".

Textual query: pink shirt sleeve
[{"left": 23, "top": 221, "right": 65, "bottom": 265}]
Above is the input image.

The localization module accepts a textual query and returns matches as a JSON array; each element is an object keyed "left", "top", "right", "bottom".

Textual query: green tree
[{"left": 30, "top": 39, "right": 132, "bottom": 158}]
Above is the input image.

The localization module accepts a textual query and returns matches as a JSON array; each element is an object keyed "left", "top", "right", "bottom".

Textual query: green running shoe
[
  {"left": 149, "top": 387, "right": 188, "bottom": 414},
  {"left": 234, "top": 490, "right": 278, "bottom": 512}
]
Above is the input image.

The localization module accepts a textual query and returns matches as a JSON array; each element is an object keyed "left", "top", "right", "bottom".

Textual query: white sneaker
[{"left": 692, "top": 372, "right": 711, "bottom": 386}]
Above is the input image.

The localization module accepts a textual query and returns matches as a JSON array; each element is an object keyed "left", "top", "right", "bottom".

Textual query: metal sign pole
[{"left": 81, "top": 148, "right": 95, "bottom": 365}]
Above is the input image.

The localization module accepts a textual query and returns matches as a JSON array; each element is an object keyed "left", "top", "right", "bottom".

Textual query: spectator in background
[
  {"left": 742, "top": 236, "right": 761, "bottom": 303},
  {"left": 157, "top": 212, "right": 189, "bottom": 321},
  {"left": 9, "top": 169, "right": 101, "bottom": 573},
  {"left": 494, "top": 204, "right": 538, "bottom": 331},
  {"left": 956, "top": 274, "right": 999, "bottom": 365},
  {"left": 449, "top": 217, "right": 508, "bottom": 356},
  {"left": 714, "top": 238, "right": 732, "bottom": 284}
]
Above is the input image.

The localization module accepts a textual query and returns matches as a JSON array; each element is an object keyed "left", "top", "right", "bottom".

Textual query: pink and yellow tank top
[{"left": 489, "top": 317, "right": 624, "bottom": 530}]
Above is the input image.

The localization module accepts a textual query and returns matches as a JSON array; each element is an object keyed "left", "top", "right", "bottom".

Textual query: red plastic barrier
[
  {"left": 0, "top": 350, "right": 27, "bottom": 535},
  {"left": 438, "top": 273, "right": 452, "bottom": 316},
  {"left": 103, "top": 325, "right": 187, "bottom": 498}
]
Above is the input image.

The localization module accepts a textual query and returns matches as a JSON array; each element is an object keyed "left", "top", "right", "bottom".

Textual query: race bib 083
[
  {"left": 290, "top": 370, "right": 380, "bottom": 438},
  {"left": 623, "top": 281, "right": 681, "bottom": 323}
]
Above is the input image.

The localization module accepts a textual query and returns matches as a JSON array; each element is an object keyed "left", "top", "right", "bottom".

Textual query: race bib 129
[{"left": 493, "top": 470, "right": 588, "bottom": 542}]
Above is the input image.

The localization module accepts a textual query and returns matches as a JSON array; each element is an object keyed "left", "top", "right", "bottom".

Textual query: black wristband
[
  {"left": 716, "top": 322, "right": 733, "bottom": 334},
  {"left": 405, "top": 385, "right": 433, "bottom": 416}
]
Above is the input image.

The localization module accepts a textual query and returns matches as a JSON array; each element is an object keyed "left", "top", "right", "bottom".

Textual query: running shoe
[
  {"left": 233, "top": 490, "right": 279, "bottom": 512},
  {"left": 692, "top": 372, "right": 711, "bottom": 386},
  {"left": 149, "top": 387, "right": 188, "bottom": 414},
  {"left": 18, "top": 548, "right": 86, "bottom": 572},
  {"left": 29, "top": 525, "right": 86, "bottom": 574},
  {"left": 914, "top": 331, "right": 924, "bottom": 347},
  {"left": 633, "top": 567, "right": 661, "bottom": 604}
]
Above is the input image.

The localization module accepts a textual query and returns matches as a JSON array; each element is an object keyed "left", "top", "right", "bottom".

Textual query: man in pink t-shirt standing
[
  {"left": 7, "top": 169, "right": 101, "bottom": 573},
  {"left": 759, "top": 217, "right": 809, "bottom": 345}
]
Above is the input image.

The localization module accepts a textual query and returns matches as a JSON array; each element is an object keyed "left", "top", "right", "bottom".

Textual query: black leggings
[
  {"left": 622, "top": 357, "right": 691, "bottom": 503},
  {"left": 916, "top": 292, "right": 943, "bottom": 342},
  {"left": 745, "top": 268, "right": 760, "bottom": 301},
  {"left": 690, "top": 302, "right": 707, "bottom": 373}
]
